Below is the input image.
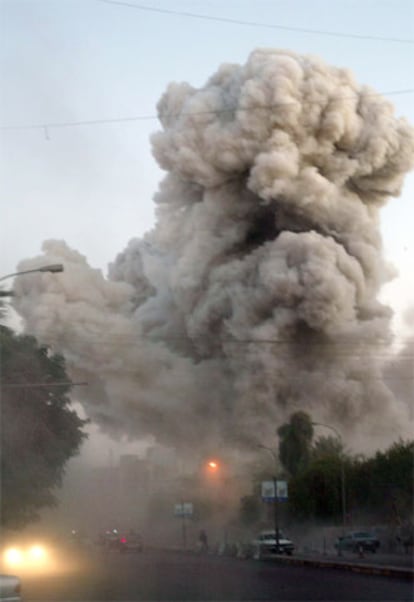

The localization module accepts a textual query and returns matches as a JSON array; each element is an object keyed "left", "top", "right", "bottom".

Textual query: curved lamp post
[
  {"left": 0, "top": 264, "right": 64, "bottom": 297},
  {"left": 0, "top": 264, "right": 64, "bottom": 282}
]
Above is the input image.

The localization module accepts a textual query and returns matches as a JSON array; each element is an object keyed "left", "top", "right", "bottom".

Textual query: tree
[
  {"left": 288, "top": 455, "right": 347, "bottom": 520},
  {"left": 286, "top": 435, "right": 346, "bottom": 520},
  {"left": 277, "top": 411, "right": 314, "bottom": 476},
  {"left": 0, "top": 326, "right": 88, "bottom": 529},
  {"left": 348, "top": 439, "right": 414, "bottom": 522},
  {"left": 311, "top": 435, "right": 343, "bottom": 461},
  {"left": 286, "top": 438, "right": 413, "bottom": 523}
]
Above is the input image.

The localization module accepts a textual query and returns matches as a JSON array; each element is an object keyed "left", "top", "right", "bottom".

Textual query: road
[{"left": 22, "top": 549, "right": 413, "bottom": 601}]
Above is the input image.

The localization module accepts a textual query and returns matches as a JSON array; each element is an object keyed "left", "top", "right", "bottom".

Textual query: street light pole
[
  {"left": 0, "top": 381, "right": 88, "bottom": 389},
  {"left": 180, "top": 500, "right": 187, "bottom": 550},
  {"left": 0, "top": 264, "right": 64, "bottom": 282},
  {"left": 0, "top": 264, "right": 64, "bottom": 299},
  {"left": 258, "top": 445, "right": 280, "bottom": 553},
  {"left": 312, "top": 422, "right": 347, "bottom": 550}
]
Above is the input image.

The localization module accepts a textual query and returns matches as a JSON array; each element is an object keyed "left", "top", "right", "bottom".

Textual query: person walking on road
[{"left": 198, "top": 529, "right": 208, "bottom": 553}]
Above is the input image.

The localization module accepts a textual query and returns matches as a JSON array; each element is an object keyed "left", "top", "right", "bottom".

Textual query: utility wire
[
  {"left": 0, "top": 114, "right": 155, "bottom": 132},
  {"left": 0, "top": 381, "right": 88, "bottom": 388},
  {"left": 28, "top": 329, "right": 414, "bottom": 353},
  {"left": 1, "top": 88, "right": 413, "bottom": 132},
  {"left": 97, "top": 0, "right": 414, "bottom": 45}
]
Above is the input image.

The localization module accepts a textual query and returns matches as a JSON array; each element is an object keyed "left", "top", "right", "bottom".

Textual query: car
[
  {"left": 119, "top": 531, "right": 143, "bottom": 554},
  {"left": 251, "top": 530, "right": 295, "bottom": 558},
  {"left": 1, "top": 537, "right": 82, "bottom": 577},
  {"left": 98, "top": 530, "right": 122, "bottom": 550},
  {"left": 335, "top": 531, "right": 380, "bottom": 553},
  {"left": 1, "top": 542, "right": 51, "bottom": 572},
  {"left": 0, "top": 574, "right": 22, "bottom": 601}
]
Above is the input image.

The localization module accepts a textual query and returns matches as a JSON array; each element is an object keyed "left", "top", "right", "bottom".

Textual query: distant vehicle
[
  {"left": 335, "top": 531, "right": 380, "bottom": 553},
  {"left": 1, "top": 542, "right": 51, "bottom": 572},
  {"left": 251, "top": 530, "right": 294, "bottom": 558},
  {"left": 69, "top": 530, "right": 90, "bottom": 548},
  {"left": 1, "top": 536, "right": 83, "bottom": 577},
  {"left": 119, "top": 531, "right": 143, "bottom": 554},
  {"left": 0, "top": 574, "right": 22, "bottom": 601},
  {"left": 98, "top": 530, "right": 121, "bottom": 550}
]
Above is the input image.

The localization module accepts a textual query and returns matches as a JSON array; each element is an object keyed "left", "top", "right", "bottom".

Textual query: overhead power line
[
  {"left": 0, "top": 381, "right": 88, "bottom": 388},
  {"left": 97, "top": 0, "right": 414, "bottom": 44},
  {"left": 0, "top": 114, "right": 155, "bottom": 132},
  {"left": 1, "top": 88, "right": 413, "bottom": 133},
  {"left": 30, "top": 328, "right": 414, "bottom": 353}
]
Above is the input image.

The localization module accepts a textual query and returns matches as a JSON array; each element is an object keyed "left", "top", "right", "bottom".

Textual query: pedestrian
[{"left": 199, "top": 529, "right": 208, "bottom": 553}]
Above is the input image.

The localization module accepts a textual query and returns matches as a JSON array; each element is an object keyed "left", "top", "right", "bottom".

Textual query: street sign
[
  {"left": 174, "top": 502, "right": 193, "bottom": 517},
  {"left": 261, "top": 480, "right": 288, "bottom": 502},
  {"left": 261, "top": 481, "right": 275, "bottom": 502},
  {"left": 276, "top": 480, "right": 288, "bottom": 501}
]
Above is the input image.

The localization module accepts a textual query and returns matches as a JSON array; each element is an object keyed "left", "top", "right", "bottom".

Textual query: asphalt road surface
[{"left": 22, "top": 549, "right": 413, "bottom": 601}]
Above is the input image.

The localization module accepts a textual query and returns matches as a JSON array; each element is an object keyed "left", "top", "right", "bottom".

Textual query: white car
[
  {"left": 0, "top": 574, "right": 22, "bottom": 602},
  {"left": 251, "top": 530, "right": 295, "bottom": 559}
]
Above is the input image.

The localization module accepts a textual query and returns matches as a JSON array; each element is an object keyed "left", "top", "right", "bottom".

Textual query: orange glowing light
[{"left": 208, "top": 461, "right": 218, "bottom": 469}]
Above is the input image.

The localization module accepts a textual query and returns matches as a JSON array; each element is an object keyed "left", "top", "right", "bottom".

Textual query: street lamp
[
  {"left": 1, "top": 381, "right": 88, "bottom": 389},
  {"left": 0, "top": 264, "right": 64, "bottom": 297},
  {"left": 258, "top": 444, "right": 280, "bottom": 553},
  {"left": 312, "top": 422, "right": 347, "bottom": 551},
  {"left": 0, "top": 264, "right": 64, "bottom": 282}
]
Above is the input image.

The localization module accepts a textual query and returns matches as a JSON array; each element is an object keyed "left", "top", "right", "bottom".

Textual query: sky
[{"left": 1, "top": 0, "right": 413, "bottom": 463}]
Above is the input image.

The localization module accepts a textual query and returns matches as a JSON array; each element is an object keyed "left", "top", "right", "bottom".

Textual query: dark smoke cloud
[{"left": 13, "top": 49, "right": 414, "bottom": 453}]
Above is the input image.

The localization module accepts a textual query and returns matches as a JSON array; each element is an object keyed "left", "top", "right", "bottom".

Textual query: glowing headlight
[
  {"left": 29, "top": 545, "right": 47, "bottom": 560},
  {"left": 4, "top": 547, "right": 23, "bottom": 566},
  {"left": 3, "top": 544, "right": 50, "bottom": 571}
]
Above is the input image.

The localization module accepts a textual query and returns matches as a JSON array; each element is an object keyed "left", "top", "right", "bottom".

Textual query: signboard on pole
[
  {"left": 276, "top": 480, "right": 288, "bottom": 501},
  {"left": 261, "top": 481, "right": 275, "bottom": 502},
  {"left": 174, "top": 502, "right": 193, "bottom": 517},
  {"left": 261, "top": 480, "right": 288, "bottom": 502}
]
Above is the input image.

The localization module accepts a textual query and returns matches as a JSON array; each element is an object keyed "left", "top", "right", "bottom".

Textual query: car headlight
[
  {"left": 29, "top": 545, "right": 47, "bottom": 561},
  {"left": 3, "top": 544, "right": 48, "bottom": 569},
  {"left": 4, "top": 547, "right": 23, "bottom": 566}
]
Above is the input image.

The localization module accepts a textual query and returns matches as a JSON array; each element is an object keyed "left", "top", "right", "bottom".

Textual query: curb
[
  {"left": 260, "top": 553, "right": 414, "bottom": 580},
  {"left": 156, "top": 546, "right": 413, "bottom": 580}
]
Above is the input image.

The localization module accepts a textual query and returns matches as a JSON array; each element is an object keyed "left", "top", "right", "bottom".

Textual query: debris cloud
[{"left": 13, "top": 49, "right": 414, "bottom": 454}]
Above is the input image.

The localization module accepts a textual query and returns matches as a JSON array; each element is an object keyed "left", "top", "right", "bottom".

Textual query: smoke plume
[{"left": 13, "top": 49, "right": 414, "bottom": 454}]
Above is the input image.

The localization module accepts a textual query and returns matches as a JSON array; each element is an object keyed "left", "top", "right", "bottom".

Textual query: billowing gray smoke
[
  {"left": 384, "top": 308, "right": 414, "bottom": 421},
  {"left": 13, "top": 49, "right": 414, "bottom": 454}
]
